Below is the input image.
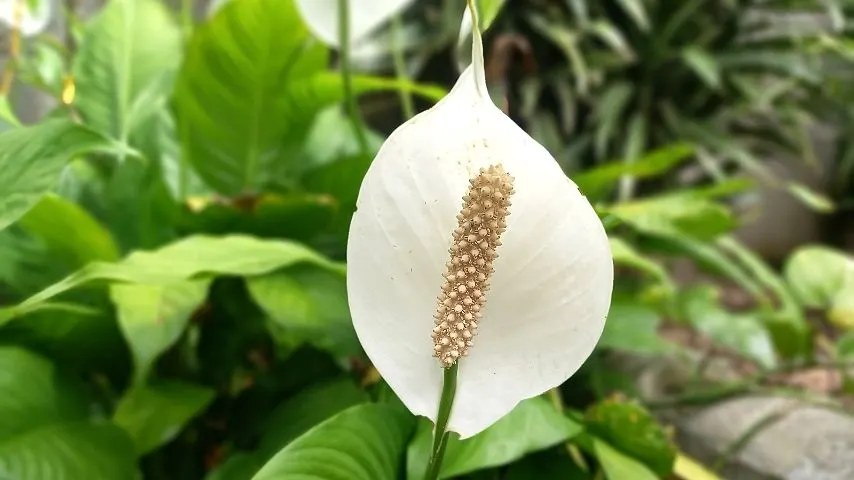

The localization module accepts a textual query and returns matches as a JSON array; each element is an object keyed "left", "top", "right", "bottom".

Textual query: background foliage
[{"left": 0, "top": 0, "right": 852, "bottom": 479}]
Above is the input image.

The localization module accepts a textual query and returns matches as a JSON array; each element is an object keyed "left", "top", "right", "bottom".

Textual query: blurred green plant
[
  {"left": 0, "top": 0, "right": 849, "bottom": 479},
  {"left": 496, "top": 0, "right": 846, "bottom": 204}
]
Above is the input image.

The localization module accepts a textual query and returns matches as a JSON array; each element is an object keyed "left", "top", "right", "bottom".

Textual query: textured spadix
[
  {"left": 347, "top": 18, "right": 613, "bottom": 439},
  {"left": 294, "top": 0, "right": 413, "bottom": 47}
]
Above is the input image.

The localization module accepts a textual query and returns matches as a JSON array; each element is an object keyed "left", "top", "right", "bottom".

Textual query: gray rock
[
  {"left": 612, "top": 353, "right": 854, "bottom": 480},
  {"left": 671, "top": 396, "right": 854, "bottom": 480}
]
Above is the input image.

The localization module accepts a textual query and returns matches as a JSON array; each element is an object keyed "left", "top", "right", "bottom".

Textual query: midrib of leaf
[
  {"left": 117, "top": 0, "right": 134, "bottom": 144},
  {"left": 244, "top": 29, "right": 269, "bottom": 193},
  {"left": 242, "top": 34, "right": 308, "bottom": 192}
]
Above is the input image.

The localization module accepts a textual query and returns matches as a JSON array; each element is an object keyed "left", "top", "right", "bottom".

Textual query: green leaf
[
  {"left": 206, "top": 454, "right": 263, "bottom": 480},
  {"left": 259, "top": 378, "right": 369, "bottom": 457},
  {"left": 608, "top": 237, "right": 673, "bottom": 290},
  {"left": 476, "top": 0, "right": 506, "bottom": 31},
  {"left": 0, "top": 119, "right": 116, "bottom": 231},
  {"left": 505, "top": 450, "right": 591, "bottom": 479},
  {"left": 682, "top": 47, "right": 721, "bottom": 89},
  {"left": 252, "top": 404, "right": 414, "bottom": 480},
  {"left": 19, "top": 193, "right": 120, "bottom": 269},
  {"left": 587, "top": 21, "right": 634, "bottom": 60},
  {"left": 407, "top": 396, "right": 583, "bottom": 479},
  {"left": 74, "top": 0, "right": 182, "bottom": 143},
  {"left": 613, "top": 0, "right": 649, "bottom": 31},
  {"left": 0, "top": 422, "right": 137, "bottom": 480},
  {"left": 607, "top": 195, "right": 737, "bottom": 241},
  {"left": 111, "top": 279, "right": 210, "bottom": 382},
  {"left": 783, "top": 245, "right": 851, "bottom": 308},
  {"left": 178, "top": 193, "right": 337, "bottom": 243},
  {"left": 113, "top": 380, "right": 215, "bottom": 455},
  {"left": 0, "top": 96, "right": 20, "bottom": 127},
  {"left": 829, "top": 273, "right": 854, "bottom": 330},
  {"left": 787, "top": 182, "right": 834, "bottom": 213},
  {"left": 585, "top": 398, "right": 676, "bottom": 477},
  {"left": 678, "top": 286, "right": 777, "bottom": 368},
  {"left": 174, "top": 0, "right": 443, "bottom": 195},
  {"left": 206, "top": 378, "right": 367, "bottom": 480},
  {"left": 0, "top": 347, "right": 136, "bottom": 479},
  {"left": 173, "top": 0, "right": 326, "bottom": 194},
  {"left": 716, "top": 236, "right": 806, "bottom": 331},
  {"left": 838, "top": 331, "right": 854, "bottom": 359},
  {"left": 716, "top": 51, "right": 820, "bottom": 85},
  {"left": 247, "top": 266, "right": 359, "bottom": 357},
  {"left": 594, "top": 82, "right": 634, "bottom": 159},
  {"left": 600, "top": 298, "right": 673, "bottom": 355},
  {"left": 574, "top": 144, "right": 694, "bottom": 199},
  {"left": 593, "top": 438, "right": 658, "bottom": 480},
  {"left": 0, "top": 235, "right": 342, "bottom": 325},
  {"left": 0, "top": 347, "right": 89, "bottom": 437}
]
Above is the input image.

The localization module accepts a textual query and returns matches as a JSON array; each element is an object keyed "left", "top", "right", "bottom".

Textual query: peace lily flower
[
  {"left": 0, "top": 0, "right": 51, "bottom": 37},
  {"left": 293, "top": 0, "right": 414, "bottom": 47},
  {"left": 346, "top": 3, "right": 613, "bottom": 440}
]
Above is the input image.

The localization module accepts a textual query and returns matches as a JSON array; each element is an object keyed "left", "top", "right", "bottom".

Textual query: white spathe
[
  {"left": 346, "top": 18, "right": 613, "bottom": 439},
  {"left": 294, "top": 0, "right": 413, "bottom": 47},
  {"left": 0, "top": 0, "right": 51, "bottom": 36}
]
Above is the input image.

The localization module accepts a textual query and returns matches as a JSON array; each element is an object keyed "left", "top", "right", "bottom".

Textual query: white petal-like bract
[
  {"left": 294, "top": 0, "right": 413, "bottom": 47},
  {"left": 0, "top": 0, "right": 51, "bottom": 37},
  {"left": 347, "top": 11, "right": 613, "bottom": 439}
]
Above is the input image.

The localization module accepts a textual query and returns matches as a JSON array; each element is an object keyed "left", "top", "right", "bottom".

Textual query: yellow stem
[{"left": 1, "top": 0, "right": 24, "bottom": 95}]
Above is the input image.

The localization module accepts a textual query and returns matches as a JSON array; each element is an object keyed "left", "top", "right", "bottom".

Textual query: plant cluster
[{"left": 0, "top": 0, "right": 850, "bottom": 479}]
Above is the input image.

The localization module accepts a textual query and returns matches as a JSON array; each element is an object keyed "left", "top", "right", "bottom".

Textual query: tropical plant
[
  {"left": 486, "top": 0, "right": 849, "bottom": 200},
  {"left": 0, "top": 0, "right": 849, "bottom": 479}
]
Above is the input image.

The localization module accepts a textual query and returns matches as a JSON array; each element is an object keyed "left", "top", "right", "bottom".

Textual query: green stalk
[
  {"left": 391, "top": 14, "right": 415, "bottom": 119},
  {"left": 422, "top": 364, "right": 458, "bottom": 480},
  {"left": 337, "top": 0, "right": 370, "bottom": 155}
]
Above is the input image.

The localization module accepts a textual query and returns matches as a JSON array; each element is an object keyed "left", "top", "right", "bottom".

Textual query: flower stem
[
  {"left": 422, "top": 363, "right": 458, "bottom": 480},
  {"left": 391, "top": 14, "right": 415, "bottom": 120},
  {"left": 337, "top": 0, "right": 370, "bottom": 156}
]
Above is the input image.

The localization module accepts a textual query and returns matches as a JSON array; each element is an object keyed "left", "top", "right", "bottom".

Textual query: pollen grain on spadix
[{"left": 432, "top": 164, "right": 515, "bottom": 367}]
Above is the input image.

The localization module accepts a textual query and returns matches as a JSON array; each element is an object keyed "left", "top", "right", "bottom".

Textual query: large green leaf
[
  {"left": 113, "top": 381, "right": 215, "bottom": 455},
  {"left": 600, "top": 298, "right": 674, "bottom": 355},
  {"left": 247, "top": 266, "right": 359, "bottom": 357},
  {"left": 173, "top": 0, "right": 326, "bottom": 194},
  {"left": 585, "top": 398, "right": 676, "bottom": 477},
  {"left": 177, "top": 193, "right": 337, "bottom": 243},
  {"left": 838, "top": 331, "right": 854, "bottom": 359},
  {"left": 206, "top": 379, "right": 368, "bottom": 480},
  {"left": 573, "top": 144, "right": 694, "bottom": 200},
  {"left": 0, "top": 235, "right": 343, "bottom": 325},
  {"left": 73, "top": 0, "right": 182, "bottom": 143},
  {"left": 407, "top": 396, "right": 583, "bottom": 479},
  {"left": 679, "top": 286, "right": 777, "bottom": 368},
  {"left": 784, "top": 245, "right": 851, "bottom": 308},
  {"left": 593, "top": 438, "right": 658, "bottom": 480},
  {"left": 252, "top": 404, "right": 414, "bottom": 480},
  {"left": 0, "top": 347, "right": 88, "bottom": 438},
  {"left": 110, "top": 279, "right": 211, "bottom": 382},
  {"left": 259, "top": 378, "right": 369, "bottom": 456},
  {"left": 0, "top": 347, "right": 136, "bottom": 479},
  {"left": 19, "top": 193, "right": 120, "bottom": 269},
  {"left": 174, "top": 0, "right": 443, "bottom": 195},
  {"left": 608, "top": 195, "right": 737, "bottom": 241},
  {"left": 0, "top": 120, "right": 116, "bottom": 231},
  {"left": 608, "top": 237, "right": 673, "bottom": 292},
  {"left": 0, "top": 422, "right": 137, "bottom": 480}
]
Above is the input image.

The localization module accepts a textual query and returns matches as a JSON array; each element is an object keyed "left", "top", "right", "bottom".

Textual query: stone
[
  {"left": 670, "top": 396, "right": 854, "bottom": 480},
  {"left": 611, "top": 353, "right": 854, "bottom": 480}
]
